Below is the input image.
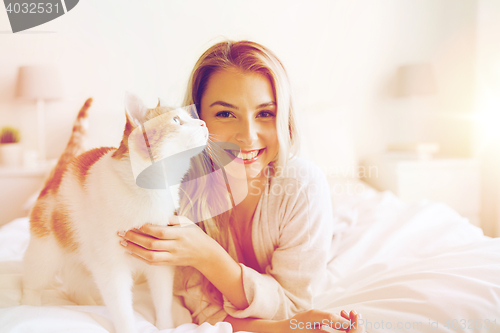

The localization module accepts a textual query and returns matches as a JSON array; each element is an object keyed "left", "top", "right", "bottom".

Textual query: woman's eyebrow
[
  {"left": 256, "top": 101, "right": 276, "bottom": 108},
  {"left": 209, "top": 101, "right": 276, "bottom": 109},
  {"left": 210, "top": 101, "right": 238, "bottom": 109}
]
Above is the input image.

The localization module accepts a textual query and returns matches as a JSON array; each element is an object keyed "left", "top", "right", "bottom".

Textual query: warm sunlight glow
[{"left": 477, "top": 99, "right": 500, "bottom": 141}]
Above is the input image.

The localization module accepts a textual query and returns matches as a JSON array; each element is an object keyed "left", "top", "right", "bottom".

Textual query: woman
[{"left": 119, "top": 40, "right": 365, "bottom": 332}]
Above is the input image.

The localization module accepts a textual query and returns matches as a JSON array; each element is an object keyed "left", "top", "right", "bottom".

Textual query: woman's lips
[{"left": 226, "top": 148, "right": 265, "bottom": 164}]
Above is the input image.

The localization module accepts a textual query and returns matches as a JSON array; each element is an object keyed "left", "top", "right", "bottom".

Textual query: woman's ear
[{"left": 124, "top": 91, "right": 148, "bottom": 127}]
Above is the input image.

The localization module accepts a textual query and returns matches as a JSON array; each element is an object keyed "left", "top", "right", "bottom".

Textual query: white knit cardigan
[{"left": 174, "top": 157, "right": 335, "bottom": 325}]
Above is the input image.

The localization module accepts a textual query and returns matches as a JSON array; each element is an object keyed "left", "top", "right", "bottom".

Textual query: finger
[
  {"left": 120, "top": 238, "right": 172, "bottom": 264},
  {"left": 349, "top": 311, "right": 360, "bottom": 331},
  {"left": 305, "top": 310, "right": 351, "bottom": 330},
  {"left": 337, "top": 311, "right": 349, "bottom": 332},
  {"left": 169, "top": 215, "right": 196, "bottom": 227},
  {"left": 122, "top": 229, "right": 175, "bottom": 251},
  {"left": 340, "top": 310, "right": 349, "bottom": 320},
  {"left": 135, "top": 224, "right": 179, "bottom": 240},
  {"left": 128, "top": 251, "right": 169, "bottom": 266},
  {"left": 349, "top": 310, "right": 357, "bottom": 322}
]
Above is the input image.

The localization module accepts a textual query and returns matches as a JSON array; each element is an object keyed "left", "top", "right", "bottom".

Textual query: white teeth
[{"left": 229, "top": 149, "right": 260, "bottom": 160}]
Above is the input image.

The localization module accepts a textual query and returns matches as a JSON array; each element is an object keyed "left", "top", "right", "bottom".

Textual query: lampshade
[
  {"left": 395, "top": 63, "right": 437, "bottom": 97},
  {"left": 15, "top": 65, "right": 63, "bottom": 101}
]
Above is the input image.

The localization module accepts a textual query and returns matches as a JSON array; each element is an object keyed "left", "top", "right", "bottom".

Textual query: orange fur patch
[
  {"left": 78, "top": 98, "right": 92, "bottom": 118},
  {"left": 30, "top": 202, "right": 50, "bottom": 237},
  {"left": 145, "top": 106, "right": 174, "bottom": 121},
  {"left": 112, "top": 106, "right": 180, "bottom": 161},
  {"left": 38, "top": 166, "right": 66, "bottom": 199},
  {"left": 142, "top": 110, "right": 180, "bottom": 162},
  {"left": 112, "top": 114, "right": 135, "bottom": 159},
  {"left": 39, "top": 98, "right": 93, "bottom": 199},
  {"left": 51, "top": 207, "right": 78, "bottom": 252},
  {"left": 30, "top": 99, "right": 95, "bottom": 251},
  {"left": 129, "top": 127, "right": 154, "bottom": 161},
  {"left": 72, "top": 147, "right": 114, "bottom": 187}
]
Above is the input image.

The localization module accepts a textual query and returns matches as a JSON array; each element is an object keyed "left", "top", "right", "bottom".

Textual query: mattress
[{"left": 0, "top": 180, "right": 499, "bottom": 332}]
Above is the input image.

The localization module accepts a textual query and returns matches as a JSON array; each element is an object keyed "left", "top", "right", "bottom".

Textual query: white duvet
[{"left": 0, "top": 184, "right": 499, "bottom": 332}]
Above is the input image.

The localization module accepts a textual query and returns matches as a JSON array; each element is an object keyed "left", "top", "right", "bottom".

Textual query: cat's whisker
[
  {"left": 205, "top": 141, "right": 226, "bottom": 169},
  {"left": 208, "top": 135, "right": 224, "bottom": 142},
  {"left": 207, "top": 132, "right": 224, "bottom": 139}
]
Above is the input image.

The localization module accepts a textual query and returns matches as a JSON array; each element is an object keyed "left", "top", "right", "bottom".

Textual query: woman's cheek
[{"left": 206, "top": 123, "right": 231, "bottom": 141}]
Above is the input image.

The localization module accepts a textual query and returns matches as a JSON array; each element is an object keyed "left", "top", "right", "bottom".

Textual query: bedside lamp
[
  {"left": 395, "top": 63, "right": 437, "bottom": 97},
  {"left": 392, "top": 63, "right": 439, "bottom": 159},
  {"left": 15, "top": 65, "right": 63, "bottom": 163}
]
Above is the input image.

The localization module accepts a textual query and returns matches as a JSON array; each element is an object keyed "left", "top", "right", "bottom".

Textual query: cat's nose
[{"left": 199, "top": 120, "right": 206, "bottom": 127}]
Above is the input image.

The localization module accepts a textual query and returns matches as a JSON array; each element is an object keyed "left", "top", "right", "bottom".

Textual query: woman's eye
[
  {"left": 173, "top": 116, "right": 181, "bottom": 124},
  {"left": 215, "top": 111, "right": 234, "bottom": 118},
  {"left": 258, "top": 111, "right": 275, "bottom": 118}
]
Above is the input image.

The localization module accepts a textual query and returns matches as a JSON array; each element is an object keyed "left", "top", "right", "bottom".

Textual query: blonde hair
[{"left": 178, "top": 40, "right": 300, "bottom": 308}]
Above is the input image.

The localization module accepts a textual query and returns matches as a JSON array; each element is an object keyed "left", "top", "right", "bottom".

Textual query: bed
[{"left": 0, "top": 177, "right": 499, "bottom": 333}]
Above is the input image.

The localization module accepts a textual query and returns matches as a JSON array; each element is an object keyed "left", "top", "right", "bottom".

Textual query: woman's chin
[
  {"left": 223, "top": 160, "right": 265, "bottom": 181},
  {"left": 223, "top": 160, "right": 249, "bottom": 180},
  {"left": 246, "top": 164, "right": 265, "bottom": 179}
]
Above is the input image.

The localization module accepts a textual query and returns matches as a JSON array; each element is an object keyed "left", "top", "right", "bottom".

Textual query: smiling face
[{"left": 200, "top": 68, "right": 279, "bottom": 181}]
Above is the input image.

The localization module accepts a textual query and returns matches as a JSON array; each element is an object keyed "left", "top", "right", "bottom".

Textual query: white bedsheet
[
  {"left": 319, "top": 188, "right": 500, "bottom": 332},
  {"left": 0, "top": 186, "right": 499, "bottom": 332}
]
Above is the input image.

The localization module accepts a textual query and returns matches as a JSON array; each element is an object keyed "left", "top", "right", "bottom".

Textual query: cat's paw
[{"left": 21, "top": 289, "right": 42, "bottom": 306}]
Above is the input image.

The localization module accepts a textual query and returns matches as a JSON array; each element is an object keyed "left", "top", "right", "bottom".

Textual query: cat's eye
[{"left": 173, "top": 116, "right": 181, "bottom": 124}]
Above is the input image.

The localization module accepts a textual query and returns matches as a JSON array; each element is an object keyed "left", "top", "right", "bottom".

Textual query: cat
[{"left": 22, "top": 92, "right": 208, "bottom": 333}]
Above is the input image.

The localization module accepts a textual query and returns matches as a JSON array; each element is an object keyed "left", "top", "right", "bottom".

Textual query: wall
[
  {"left": 475, "top": 0, "right": 500, "bottom": 237},
  {"left": 374, "top": 0, "right": 477, "bottom": 158},
  {"left": 0, "top": 0, "right": 479, "bottom": 163}
]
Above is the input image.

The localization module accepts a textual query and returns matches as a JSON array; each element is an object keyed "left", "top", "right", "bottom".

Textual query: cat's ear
[
  {"left": 156, "top": 98, "right": 168, "bottom": 108},
  {"left": 124, "top": 91, "right": 148, "bottom": 127}
]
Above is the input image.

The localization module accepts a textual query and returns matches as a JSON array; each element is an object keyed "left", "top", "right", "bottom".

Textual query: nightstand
[
  {"left": 0, "top": 161, "right": 55, "bottom": 227},
  {"left": 360, "top": 153, "right": 481, "bottom": 227}
]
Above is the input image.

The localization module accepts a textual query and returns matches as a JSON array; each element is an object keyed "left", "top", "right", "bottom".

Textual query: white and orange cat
[{"left": 22, "top": 92, "right": 208, "bottom": 333}]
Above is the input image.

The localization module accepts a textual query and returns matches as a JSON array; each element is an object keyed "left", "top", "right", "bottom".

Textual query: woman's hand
[
  {"left": 120, "top": 215, "right": 250, "bottom": 309},
  {"left": 118, "top": 216, "right": 220, "bottom": 270},
  {"left": 272, "top": 309, "right": 364, "bottom": 332},
  {"left": 226, "top": 309, "right": 365, "bottom": 333},
  {"left": 340, "top": 310, "right": 365, "bottom": 333}
]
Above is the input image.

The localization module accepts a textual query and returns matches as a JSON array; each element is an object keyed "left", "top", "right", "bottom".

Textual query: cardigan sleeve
[
  {"left": 222, "top": 167, "right": 335, "bottom": 320},
  {"left": 176, "top": 161, "right": 335, "bottom": 324}
]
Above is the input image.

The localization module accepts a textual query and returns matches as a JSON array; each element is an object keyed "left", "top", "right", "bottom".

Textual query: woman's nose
[{"left": 235, "top": 120, "right": 258, "bottom": 145}]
